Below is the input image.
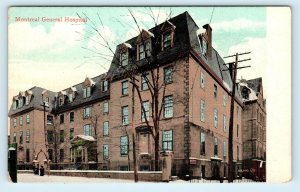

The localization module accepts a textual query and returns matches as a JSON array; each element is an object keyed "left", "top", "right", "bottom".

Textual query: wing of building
[{"left": 8, "top": 11, "right": 265, "bottom": 180}]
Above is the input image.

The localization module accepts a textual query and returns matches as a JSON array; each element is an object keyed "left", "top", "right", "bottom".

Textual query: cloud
[
  {"left": 225, "top": 37, "right": 268, "bottom": 96},
  {"left": 210, "top": 19, "right": 265, "bottom": 32},
  {"left": 8, "top": 19, "right": 84, "bottom": 56}
]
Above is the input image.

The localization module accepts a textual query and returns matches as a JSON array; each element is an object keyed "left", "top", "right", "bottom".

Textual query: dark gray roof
[
  {"left": 8, "top": 86, "right": 56, "bottom": 117},
  {"left": 53, "top": 74, "right": 109, "bottom": 114},
  {"left": 247, "top": 78, "right": 262, "bottom": 93}
]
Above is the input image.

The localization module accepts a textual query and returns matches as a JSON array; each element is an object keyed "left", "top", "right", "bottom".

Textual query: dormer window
[
  {"left": 19, "top": 98, "right": 23, "bottom": 108},
  {"left": 242, "top": 87, "right": 249, "bottom": 99},
  {"left": 162, "top": 32, "right": 172, "bottom": 50},
  {"left": 13, "top": 100, "right": 18, "bottom": 110},
  {"left": 69, "top": 93, "right": 73, "bottom": 102},
  {"left": 83, "top": 86, "right": 91, "bottom": 98},
  {"left": 102, "top": 80, "right": 108, "bottom": 92},
  {"left": 138, "top": 41, "right": 151, "bottom": 60},
  {"left": 25, "top": 96, "right": 29, "bottom": 105},
  {"left": 120, "top": 48, "right": 128, "bottom": 66},
  {"left": 201, "top": 38, "right": 208, "bottom": 57},
  {"left": 59, "top": 97, "right": 63, "bottom": 106}
]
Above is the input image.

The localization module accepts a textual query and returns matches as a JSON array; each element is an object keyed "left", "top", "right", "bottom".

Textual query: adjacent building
[
  {"left": 239, "top": 78, "right": 266, "bottom": 179},
  {"left": 8, "top": 12, "right": 258, "bottom": 179}
]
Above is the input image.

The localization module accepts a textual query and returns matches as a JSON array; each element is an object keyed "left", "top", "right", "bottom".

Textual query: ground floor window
[
  {"left": 162, "top": 130, "right": 173, "bottom": 151},
  {"left": 120, "top": 166, "right": 129, "bottom": 171}
]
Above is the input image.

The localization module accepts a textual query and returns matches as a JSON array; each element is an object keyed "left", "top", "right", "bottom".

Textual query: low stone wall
[{"left": 20, "top": 170, "right": 162, "bottom": 182}]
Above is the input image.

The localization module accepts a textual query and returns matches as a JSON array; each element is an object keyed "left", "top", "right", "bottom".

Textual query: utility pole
[
  {"left": 41, "top": 101, "right": 50, "bottom": 173},
  {"left": 223, "top": 52, "right": 251, "bottom": 183},
  {"left": 131, "top": 77, "right": 138, "bottom": 182}
]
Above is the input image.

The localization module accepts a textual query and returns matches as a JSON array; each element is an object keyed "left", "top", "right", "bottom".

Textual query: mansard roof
[
  {"left": 8, "top": 86, "right": 56, "bottom": 117},
  {"left": 52, "top": 74, "right": 109, "bottom": 114}
]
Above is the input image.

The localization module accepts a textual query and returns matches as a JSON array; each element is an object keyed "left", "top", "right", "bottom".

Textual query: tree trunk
[{"left": 154, "top": 134, "right": 160, "bottom": 171}]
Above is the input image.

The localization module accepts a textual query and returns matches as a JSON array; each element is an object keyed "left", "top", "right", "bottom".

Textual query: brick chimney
[{"left": 202, "top": 24, "right": 212, "bottom": 58}]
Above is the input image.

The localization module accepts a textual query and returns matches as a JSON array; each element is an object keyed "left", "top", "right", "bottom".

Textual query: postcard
[{"left": 7, "top": 6, "right": 291, "bottom": 183}]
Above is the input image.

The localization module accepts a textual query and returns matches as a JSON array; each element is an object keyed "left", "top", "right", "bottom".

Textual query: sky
[{"left": 8, "top": 6, "right": 267, "bottom": 105}]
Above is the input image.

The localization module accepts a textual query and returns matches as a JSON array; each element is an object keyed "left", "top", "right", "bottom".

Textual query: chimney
[{"left": 202, "top": 24, "right": 212, "bottom": 58}]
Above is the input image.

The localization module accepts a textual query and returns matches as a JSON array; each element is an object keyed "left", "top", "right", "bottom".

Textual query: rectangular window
[
  {"left": 26, "top": 129, "right": 30, "bottom": 143},
  {"left": 103, "top": 101, "right": 109, "bottom": 113},
  {"left": 19, "top": 98, "right": 23, "bottom": 108},
  {"left": 83, "top": 87, "right": 91, "bottom": 98},
  {"left": 120, "top": 136, "right": 128, "bottom": 155},
  {"left": 200, "top": 72, "right": 205, "bottom": 88},
  {"left": 60, "top": 130, "right": 64, "bottom": 143},
  {"left": 19, "top": 131, "right": 23, "bottom": 144},
  {"left": 83, "top": 124, "right": 92, "bottom": 136},
  {"left": 13, "top": 132, "right": 16, "bottom": 143},
  {"left": 138, "top": 41, "right": 151, "bottom": 60},
  {"left": 13, "top": 118, "right": 17, "bottom": 127},
  {"left": 60, "top": 114, "right": 64, "bottom": 124},
  {"left": 200, "top": 100, "right": 205, "bottom": 122},
  {"left": 200, "top": 132, "right": 206, "bottom": 155},
  {"left": 214, "top": 109, "right": 218, "bottom": 128},
  {"left": 26, "top": 149, "right": 30, "bottom": 162},
  {"left": 162, "top": 130, "right": 173, "bottom": 151},
  {"left": 236, "top": 106, "right": 239, "bottom": 118},
  {"left": 47, "top": 130, "right": 54, "bottom": 143},
  {"left": 162, "top": 32, "right": 172, "bottom": 49},
  {"left": 164, "top": 95, "right": 173, "bottom": 118},
  {"left": 25, "top": 96, "right": 29, "bottom": 105},
  {"left": 122, "top": 106, "right": 129, "bottom": 125},
  {"left": 83, "top": 107, "right": 91, "bottom": 118},
  {"left": 120, "top": 49, "right": 128, "bottom": 66},
  {"left": 164, "top": 66, "right": 173, "bottom": 84},
  {"left": 223, "top": 115, "right": 227, "bottom": 132},
  {"left": 141, "top": 74, "right": 149, "bottom": 90},
  {"left": 70, "top": 128, "right": 74, "bottom": 140},
  {"left": 48, "top": 149, "right": 53, "bottom": 161},
  {"left": 26, "top": 114, "right": 30, "bottom": 124},
  {"left": 214, "top": 84, "right": 218, "bottom": 99},
  {"left": 59, "top": 97, "right": 63, "bottom": 106},
  {"left": 223, "top": 141, "right": 227, "bottom": 158},
  {"left": 120, "top": 166, "right": 129, "bottom": 171},
  {"left": 141, "top": 101, "right": 150, "bottom": 122},
  {"left": 20, "top": 116, "right": 23, "bottom": 126},
  {"left": 13, "top": 100, "right": 17, "bottom": 110},
  {"left": 47, "top": 115, "right": 54, "bottom": 125},
  {"left": 237, "top": 124, "right": 239, "bottom": 138},
  {"left": 103, "top": 144, "right": 109, "bottom": 159},
  {"left": 70, "top": 112, "right": 74, "bottom": 122},
  {"left": 69, "top": 93, "right": 73, "bottom": 102},
  {"left": 103, "top": 121, "right": 109, "bottom": 136},
  {"left": 102, "top": 80, "right": 108, "bottom": 92},
  {"left": 122, "top": 81, "right": 129, "bottom": 95},
  {"left": 223, "top": 95, "right": 227, "bottom": 106},
  {"left": 237, "top": 146, "right": 240, "bottom": 161},
  {"left": 214, "top": 137, "right": 218, "bottom": 157},
  {"left": 60, "top": 149, "right": 64, "bottom": 162},
  {"left": 201, "top": 38, "right": 207, "bottom": 56}
]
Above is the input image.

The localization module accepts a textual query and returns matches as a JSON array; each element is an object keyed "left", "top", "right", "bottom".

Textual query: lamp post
[{"left": 41, "top": 101, "right": 50, "bottom": 173}]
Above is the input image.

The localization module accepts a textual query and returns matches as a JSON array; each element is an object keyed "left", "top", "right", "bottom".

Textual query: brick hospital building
[{"left": 9, "top": 12, "right": 265, "bottom": 179}]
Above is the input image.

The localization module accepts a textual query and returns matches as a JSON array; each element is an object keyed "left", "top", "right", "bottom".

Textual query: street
[{"left": 17, "top": 173, "right": 253, "bottom": 183}]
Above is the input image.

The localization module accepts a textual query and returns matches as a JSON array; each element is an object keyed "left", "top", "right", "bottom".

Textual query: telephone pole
[{"left": 223, "top": 52, "right": 251, "bottom": 183}]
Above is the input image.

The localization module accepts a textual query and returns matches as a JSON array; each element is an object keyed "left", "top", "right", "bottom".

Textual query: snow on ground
[{"left": 18, "top": 173, "right": 254, "bottom": 183}]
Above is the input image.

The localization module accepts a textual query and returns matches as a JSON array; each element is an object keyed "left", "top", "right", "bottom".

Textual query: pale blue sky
[{"left": 8, "top": 7, "right": 267, "bottom": 105}]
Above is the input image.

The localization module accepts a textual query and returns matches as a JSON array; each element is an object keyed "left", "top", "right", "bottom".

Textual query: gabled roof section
[
  {"left": 9, "top": 86, "right": 56, "bottom": 117},
  {"left": 136, "top": 29, "right": 154, "bottom": 43}
]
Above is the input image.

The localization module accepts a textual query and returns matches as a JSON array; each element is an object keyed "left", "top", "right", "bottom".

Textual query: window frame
[
  {"left": 164, "top": 66, "right": 173, "bottom": 84},
  {"left": 213, "top": 84, "right": 218, "bottom": 99},
  {"left": 26, "top": 129, "right": 30, "bottom": 143},
  {"left": 121, "top": 80, "right": 129, "bottom": 96},
  {"left": 83, "top": 124, "right": 92, "bottom": 136},
  {"left": 103, "top": 101, "right": 109, "bottom": 113},
  {"left": 83, "top": 107, "right": 91, "bottom": 118},
  {"left": 120, "top": 136, "right": 129, "bottom": 155},
  {"left": 214, "top": 109, "right": 218, "bottom": 128},
  {"left": 25, "top": 96, "right": 29, "bottom": 105},
  {"left": 19, "top": 115, "right": 23, "bottom": 126},
  {"left": 103, "top": 121, "right": 109, "bottom": 136},
  {"left": 60, "top": 114, "right": 64, "bottom": 124},
  {"left": 214, "top": 137, "right": 218, "bottom": 157},
  {"left": 70, "top": 128, "right": 74, "bottom": 140},
  {"left": 103, "top": 144, "right": 109, "bottom": 159},
  {"left": 59, "top": 149, "right": 64, "bottom": 162},
  {"left": 47, "top": 115, "right": 54, "bottom": 125},
  {"left": 162, "top": 31, "right": 172, "bottom": 50},
  {"left": 19, "top": 131, "right": 23, "bottom": 144},
  {"left": 200, "top": 100, "right": 205, "bottom": 122},
  {"left": 70, "top": 112, "right": 74, "bottom": 122},
  {"left": 162, "top": 130, "right": 173, "bottom": 151},
  {"left": 223, "top": 115, "right": 227, "bottom": 132},
  {"left": 120, "top": 48, "right": 128, "bottom": 66},
  {"left": 138, "top": 41, "right": 151, "bottom": 60},
  {"left": 102, "top": 80, "right": 108, "bottom": 92},
  {"left": 163, "top": 95, "right": 173, "bottom": 118},
  {"left": 26, "top": 114, "right": 30, "bottom": 124},
  {"left": 122, "top": 106, "right": 129, "bottom": 125},
  {"left": 141, "top": 74, "right": 149, "bottom": 91},
  {"left": 47, "top": 130, "right": 54, "bottom": 144},
  {"left": 141, "top": 101, "right": 150, "bottom": 122},
  {"left": 200, "top": 71, "right": 205, "bottom": 88},
  {"left": 13, "top": 118, "right": 17, "bottom": 127},
  {"left": 200, "top": 132, "right": 206, "bottom": 155},
  {"left": 59, "top": 130, "right": 64, "bottom": 143}
]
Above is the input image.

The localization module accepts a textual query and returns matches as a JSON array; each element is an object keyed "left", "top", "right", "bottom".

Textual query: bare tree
[{"left": 77, "top": 8, "right": 189, "bottom": 172}]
